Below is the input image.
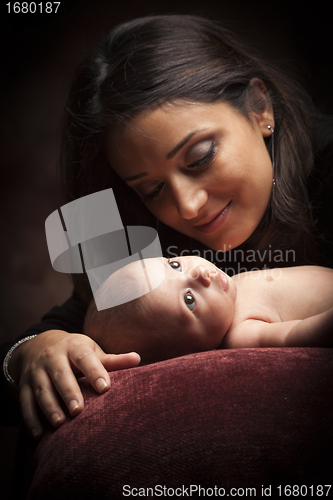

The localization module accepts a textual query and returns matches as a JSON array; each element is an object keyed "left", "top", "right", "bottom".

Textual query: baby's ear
[{"left": 247, "top": 78, "right": 274, "bottom": 136}]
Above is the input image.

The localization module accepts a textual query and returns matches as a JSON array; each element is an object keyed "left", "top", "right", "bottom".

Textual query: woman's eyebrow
[{"left": 166, "top": 128, "right": 207, "bottom": 160}]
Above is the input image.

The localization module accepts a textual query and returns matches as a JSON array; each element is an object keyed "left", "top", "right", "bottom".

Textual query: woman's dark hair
[{"left": 62, "top": 14, "right": 321, "bottom": 300}]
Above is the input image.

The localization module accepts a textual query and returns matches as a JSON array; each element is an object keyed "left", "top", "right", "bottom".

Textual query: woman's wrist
[{"left": 3, "top": 335, "right": 38, "bottom": 388}]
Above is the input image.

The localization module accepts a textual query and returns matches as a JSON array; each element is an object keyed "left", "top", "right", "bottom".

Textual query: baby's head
[{"left": 84, "top": 256, "right": 237, "bottom": 363}]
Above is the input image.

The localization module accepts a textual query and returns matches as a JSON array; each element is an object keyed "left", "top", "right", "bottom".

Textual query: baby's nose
[{"left": 193, "top": 265, "right": 211, "bottom": 287}]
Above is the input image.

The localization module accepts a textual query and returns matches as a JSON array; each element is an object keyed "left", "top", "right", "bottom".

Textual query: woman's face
[{"left": 106, "top": 100, "right": 274, "bottom": 251}]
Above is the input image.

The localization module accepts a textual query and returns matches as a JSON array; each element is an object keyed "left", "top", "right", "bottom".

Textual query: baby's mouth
[{"left": 217, "top": 271, "right": 228, "bottom": 292}]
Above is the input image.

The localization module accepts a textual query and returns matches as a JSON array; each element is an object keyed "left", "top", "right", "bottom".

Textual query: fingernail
[
  {"left": 68, "top": 400, "right": 79, "bottom": 415},
  {"left": 51, "top": 413, "right": 61, "bottom": 427},
  {"left": 96, "top": 378, "right": 107, "bottom": 393}
]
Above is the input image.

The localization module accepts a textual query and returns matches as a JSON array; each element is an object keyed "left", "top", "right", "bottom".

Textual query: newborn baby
[{"left": 84, "top": 256, "right": 333, "bottom": 364}]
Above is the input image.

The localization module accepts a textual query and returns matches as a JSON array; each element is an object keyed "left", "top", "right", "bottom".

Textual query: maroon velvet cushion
[{"left": 27, "top": 348, "right": 333, "bottom": 499}]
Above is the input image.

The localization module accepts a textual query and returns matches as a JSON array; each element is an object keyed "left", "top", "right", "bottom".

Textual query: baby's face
[{"left": 128, "top": 256, "right": 237, "bottom": 359}]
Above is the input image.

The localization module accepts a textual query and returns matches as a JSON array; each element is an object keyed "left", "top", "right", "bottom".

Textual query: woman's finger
[
  {"left": 100, "top": 352, "right": 141, "bottom": 372},
  {"left": 68, "top": 346, "right": 112, "bottom": 393},
  {"left": 31, "top": 368, "right": 70, "bottom": 428},
  {"left": 19, "top": 383, "right": 43, "bottom": 439},
  {"left": 45, "top": 356, "right": 85, "bottom": 417},
  {"left": 14, "top": 331, "right": 141, "bottom": 438}
]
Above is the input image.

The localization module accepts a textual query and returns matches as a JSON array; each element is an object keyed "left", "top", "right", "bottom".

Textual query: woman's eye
[
  {"left": 187, "top": 141, "right": 216, "bottom": 170},
  {"left": 168, "top": 260, "right": 181, "bottom": 272},
  {"left": 142, "top": 182, "right": 164, "bottom": 202},
  {"left": 184, "top": 292, "right": 195, "bottom": 311}
]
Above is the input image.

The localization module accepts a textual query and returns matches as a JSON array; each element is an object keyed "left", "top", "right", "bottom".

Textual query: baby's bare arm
[
  {"left": 284, "top": 307, "right": 333, "bottom": 347},
  {"left": 226, "top": 307, "right": 333, "bottom": 348}
]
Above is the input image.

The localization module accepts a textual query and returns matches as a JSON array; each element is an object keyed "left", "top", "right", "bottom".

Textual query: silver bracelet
[{"left": 3, "top": 334, "right": 38, "bottom": 388}]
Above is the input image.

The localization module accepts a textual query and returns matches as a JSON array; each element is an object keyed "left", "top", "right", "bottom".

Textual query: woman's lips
[{"left": 194, "top": 202, "right": 231, "bottom": 234}]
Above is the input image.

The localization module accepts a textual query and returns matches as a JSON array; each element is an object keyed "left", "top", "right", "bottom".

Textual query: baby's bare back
[{"left": 231, "top": 266, "right": 333, "bottom": 326}]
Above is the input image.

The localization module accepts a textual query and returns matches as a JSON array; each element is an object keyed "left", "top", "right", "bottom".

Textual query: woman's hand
[{"left": 8, "top": 330, "right": 141, "bottom": 439}]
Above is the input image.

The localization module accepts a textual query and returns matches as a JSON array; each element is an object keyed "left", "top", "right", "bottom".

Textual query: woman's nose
[{"left": 171, "top": 178, "right": 208, "bottom": 219}]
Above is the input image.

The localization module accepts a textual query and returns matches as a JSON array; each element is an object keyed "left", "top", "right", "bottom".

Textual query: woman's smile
[
  {"left": 106, "top": 99, "right": 274, "bottom": 251},
  {"left": 194, "top": 201, "right": 231, "bottom": 233}
]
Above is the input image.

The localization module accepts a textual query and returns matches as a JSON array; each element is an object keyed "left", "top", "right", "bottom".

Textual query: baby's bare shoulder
[{"left": 223, "top": 319, "right": 264, "bottom": 348}]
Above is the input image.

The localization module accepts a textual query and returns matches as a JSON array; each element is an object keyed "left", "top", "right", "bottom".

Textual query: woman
[{"left": 1, "top": 14, "right": 332, "bottom": 438}]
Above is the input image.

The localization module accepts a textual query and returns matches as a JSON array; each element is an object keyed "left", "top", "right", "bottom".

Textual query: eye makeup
[
  {"left": 141, "top": 182, "right": 165, "bottom": 202},
  {"left": 187, "top": 141, "right": 216, "bottom": 169},
  {"left": 141, "top": 140, "right": 216, "bottom": 201}
]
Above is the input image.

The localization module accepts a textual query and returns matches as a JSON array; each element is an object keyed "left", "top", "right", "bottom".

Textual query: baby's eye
[
  {"left": 184, "top": 292, "right": 195, "bottom": 311},
  {"left": 168, "top": 260, "right": 181, "bottom": 272}
]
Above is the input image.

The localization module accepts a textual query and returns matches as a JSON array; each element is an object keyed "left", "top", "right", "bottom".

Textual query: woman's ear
[{"left": 247, "top": 78, "right": 274, "bottom": 137}]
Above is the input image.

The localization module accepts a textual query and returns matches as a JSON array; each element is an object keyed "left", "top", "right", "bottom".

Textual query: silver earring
[{"left": 267, "top": 125, "right": 276, "bottom": 186}]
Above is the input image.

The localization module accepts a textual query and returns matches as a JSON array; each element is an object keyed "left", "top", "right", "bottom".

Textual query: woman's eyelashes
[
  {"left": 184, "top": 292, "right": 195, "bottom": 311},
  {"left": 187, "top": 141, "right": 216, "bottom": 169},
  {"left": 141, "top": 141, "right": 216, "bottom": 201},
  {"left": 142, "top": 182, "right": 164, "bottom": 202}
]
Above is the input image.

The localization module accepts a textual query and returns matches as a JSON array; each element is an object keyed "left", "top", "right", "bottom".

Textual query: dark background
[{"left": 1, "top": 0, "right": 332, "bottom": 497}]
